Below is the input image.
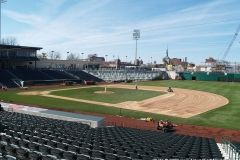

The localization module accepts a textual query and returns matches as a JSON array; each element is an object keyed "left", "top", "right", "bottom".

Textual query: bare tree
[
  {"left": 1, "top": 37, "right": 18, "bottom": 45},
  {"left": 48, "top": 51, "right": 61, "bottom": 60},
  {"left": 66, "top": 53, "right": 79, "bottom": 60},
  {"left": 37, "top": 53, "right": 48, "bottom": 59}
]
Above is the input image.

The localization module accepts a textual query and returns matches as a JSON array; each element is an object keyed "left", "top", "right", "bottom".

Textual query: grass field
[
  {"left": 50, "top": 87, "right": 163, "bottom": 104},
  {"left": 1, "top": 80, "right": 240, "bottom": 130}
]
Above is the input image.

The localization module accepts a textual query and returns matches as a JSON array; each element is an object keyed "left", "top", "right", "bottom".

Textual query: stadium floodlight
[
  {"left": 105, "top": 54, "right": 108, "bottom": 62},
  {"left": 133, "top": 29, "right": 140, "bottom": 65},
  {"left": 81, "top": 52, "right": 84, "bottom": 59},
  {"left": 0, "top": 0, "right": 7, "bottom": 44}
]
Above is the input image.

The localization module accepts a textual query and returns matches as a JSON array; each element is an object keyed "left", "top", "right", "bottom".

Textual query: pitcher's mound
[{"left": 94, "top": 91, "right": 114, "bottom": 94}]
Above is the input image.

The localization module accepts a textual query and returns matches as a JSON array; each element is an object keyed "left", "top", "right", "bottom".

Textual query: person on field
[
  {"left": 145, "top": 117, "right": 154, "bottom": 122},
  {"left": 157, "top": 120, "right": 164, "bottom": 130},
  {"left": 167, "top": 87, "right": 173, "bottom": 92}
]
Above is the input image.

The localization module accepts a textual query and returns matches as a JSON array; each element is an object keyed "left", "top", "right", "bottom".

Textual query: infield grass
[
  {"left": 50, "top": 87, "right": 163, "bottom": 104},
  {"left": 0, "top": 80, "right": 240, "bottom": 130}
]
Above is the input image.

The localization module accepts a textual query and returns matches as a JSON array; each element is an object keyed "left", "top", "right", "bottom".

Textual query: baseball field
[{"left": 1, "top": 80, "right": 240, "bottom": 130}]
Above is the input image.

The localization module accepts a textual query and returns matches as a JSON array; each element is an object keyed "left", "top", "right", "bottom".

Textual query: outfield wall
[{"left": 180, "top": 72, "right": 240, "bottom": 82}]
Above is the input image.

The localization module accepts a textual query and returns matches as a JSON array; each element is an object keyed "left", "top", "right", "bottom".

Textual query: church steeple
[
  {"left": 163, "top": 46, "right": 170, "bottom": 65},
  {"left": 166, "top": 46, "right": 169, "bottom": 57}
]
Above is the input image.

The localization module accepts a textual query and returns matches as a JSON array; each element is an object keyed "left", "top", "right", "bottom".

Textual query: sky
[{"left": 2, "top": 0, "right": 240, "bottom": 64}]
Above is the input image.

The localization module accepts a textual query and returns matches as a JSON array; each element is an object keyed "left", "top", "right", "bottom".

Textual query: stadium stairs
[{"left": 0, "top": 111, "right": 225, "bottom": 160}]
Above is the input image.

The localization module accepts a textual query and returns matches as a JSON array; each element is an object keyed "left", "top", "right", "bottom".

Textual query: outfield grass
[
  {"left": 138, "top": 80, "right": 240, "bottom": 130},
  {"left": 0, "top": 80, "right": 240, "bottom": 130},
  {"left": 50, "top": 87, "right": 163, "bottom": 104}
]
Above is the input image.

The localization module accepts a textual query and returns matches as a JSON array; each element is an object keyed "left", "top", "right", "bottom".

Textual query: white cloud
[
  {"left": 3, "top": 10, "right": 45, "bottom": 26},
  {"left": 3, "top": 0, "right": 240, "bottom": 63}
]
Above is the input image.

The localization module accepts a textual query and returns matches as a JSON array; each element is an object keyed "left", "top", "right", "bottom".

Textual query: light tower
[
  {"left": 0, "top": 0, "right": 7, "bottom": 44},
  {"left": 133, "top": 29, "right": 140, "bottom": 65}
]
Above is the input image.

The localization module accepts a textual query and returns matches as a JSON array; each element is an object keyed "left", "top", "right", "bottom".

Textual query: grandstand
[
  {"left": 0, "top": 44, "right": 171, "bottom": 88},
  {"left": 88, "top": 69, "right": 169, "bottom": 82},
  {"left": 69, "top": 70, "right": 103, "bottom": 82},
  {"left": 0, "top": 70, "right": 19, "bottom": 88},
  {"left": 0, "top": 110, "right": 226, "bottom": 160},
  {"left": 0, "top": 44, "right": 103, "bottom": 88},
  {"left": 0, "top": 69, "right": 104, "bottom": 88}
]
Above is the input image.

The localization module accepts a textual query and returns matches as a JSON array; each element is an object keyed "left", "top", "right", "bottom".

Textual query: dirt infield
[{"left": 18, "top": 84, "right": 228, "bottom": 118}]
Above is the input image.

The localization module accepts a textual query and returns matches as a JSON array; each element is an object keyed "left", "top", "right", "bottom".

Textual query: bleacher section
[
  {"left": 41, "top": 70, "right": 75, "bottom": 80},
  {"left": 69, "top": 70, "right": 103, "bottom": 82},
  {"left": 11, "top": 69, "right": 51, "bottom": 81},
  {"left": 0, "top": 69, "right": 103, "bottom": 88},
  {"left": 0, "top": 70, "right": 19, "bottom": 88},
  {"left": 0, "top": 111, "right": 223, "bottom": 160},
  {"left": 88, "top": 69, "right": 169, "bottom": 81}
]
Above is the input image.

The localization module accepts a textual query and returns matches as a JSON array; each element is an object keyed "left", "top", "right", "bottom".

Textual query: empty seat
[
  {"left": 39, "top": 145, "right": 51, "bottom": 155},
  {"left": 16, "top": 147, "right": 29, "bottom": 160},
  {"left": 50, "top": 148, "right": 64, "bottom": 159},
  {"left": 28, "top": 151, "right": 42, "bottom": 160},
  {"left": 76, "top": 154, "right": 91, "bottom": 160},
  {"left": 91, "top": 150, "right": 105, "bottom": 159},
  {"left": 0, "top": 111, "right": 223, "bottom": 160},
  {"left": 62, "top": 151, "right": 77, "bottom": 160},
  {"left": 42, "top": 155, "right": 58, "bottom": 160}
]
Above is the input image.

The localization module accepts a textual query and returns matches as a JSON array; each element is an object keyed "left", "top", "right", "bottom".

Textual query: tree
[
  {"left": 66, "top": 53, "right": 79, "bottom": 60},
  {"left": 1, "top": 37, "right": 18, "bottom": 45},
  {"left": 48, "top": 51, "right": 61, "bottom": 60},
  {"left": 37, "top": 53, "right": 48, "bottom": 59}
]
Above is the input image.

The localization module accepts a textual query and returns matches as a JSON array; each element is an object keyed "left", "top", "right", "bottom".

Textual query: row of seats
[
  {"left": 0, "top": 111, "right": 223, "bottom": 159},
  {"left": 88, "top": 70, "right": 168, "bottom": 81},
  {"left": 69, "top": 70, "right": 103, "bottom": 82},
  {"left": 41, "top": 70, "right": 75, "bottom": 80},
  {"left": 0, "top": 69, "right": 103, "bottom": 88},
  {"left": 0, "top": 70, "right": 19, "bottom": 88}
]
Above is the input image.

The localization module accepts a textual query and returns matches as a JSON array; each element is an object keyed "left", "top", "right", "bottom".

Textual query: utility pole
[{"left": 0, "top": 0, "right": 7, "bottom": 44}]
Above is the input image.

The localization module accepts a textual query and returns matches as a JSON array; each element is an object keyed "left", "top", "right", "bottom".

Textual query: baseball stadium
[
  {"left": 0, "top": 43, "right": 240, "bottom": 160},
  {"left": 1, "top": 1, "right": 240, "bottom": 160}
]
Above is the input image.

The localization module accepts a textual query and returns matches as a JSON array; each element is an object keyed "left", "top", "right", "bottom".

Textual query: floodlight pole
[
  {"left": 0, "top": 0, "right": 6, "bottom": 44},
  {"left": 135, "top": 39, "right": 138, "bottom": 62},
  {"left": 133, "top": 29, "right": 140, "bottom": 65}
]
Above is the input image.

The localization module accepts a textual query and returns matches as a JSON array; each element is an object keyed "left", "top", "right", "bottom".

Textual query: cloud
[
  {"left": 3, "top": 10, "right": 45, "bottom": 26},
  {"left": 2, "top": 0, "right": 240, "bottom": 63}
]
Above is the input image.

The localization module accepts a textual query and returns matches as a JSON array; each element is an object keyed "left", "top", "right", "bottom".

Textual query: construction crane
[{"left": 222, "top": 24, "right": 240, "bottom": 61}]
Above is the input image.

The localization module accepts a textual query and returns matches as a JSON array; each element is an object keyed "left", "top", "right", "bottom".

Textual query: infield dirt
[{"left": 18, "top": 84, "right": 228, "bottom": 118}]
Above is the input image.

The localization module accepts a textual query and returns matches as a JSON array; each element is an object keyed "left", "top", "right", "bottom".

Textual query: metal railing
[{"left": 222, "top": 137, "right": 240, "bottom": 160}]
